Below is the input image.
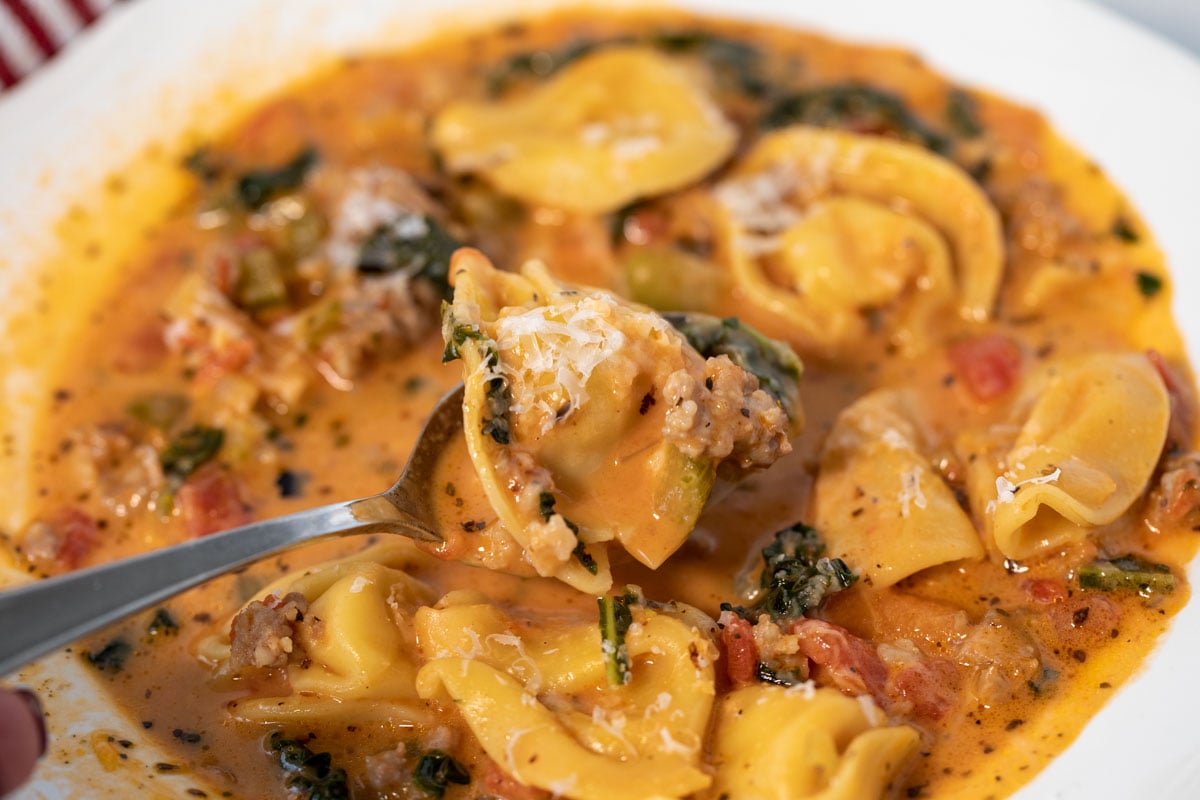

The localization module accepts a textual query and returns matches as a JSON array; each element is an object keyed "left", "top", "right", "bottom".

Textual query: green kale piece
[
  {"left": 945, "top": 88, "right": 983, "bottom": 138},
  {"left": 761, "top": 84, "right": 950, "bottom": 153},
  {"left": 730, "top": 523, "right": 856, "bottom": 622},
  {"left": 1136, "top": 271, "right": 1163, "bottom": 299},
  {"left": 485, "top": 38, "right": 607, "bottom": 94},
  {"left": 412, "top": 750, "right": 471, "bottom": 798},
  {"left": 181, "top": 146, "right": 222, "bottom": 184},
  {"left": 357, "top": 214, "right": 461, "bottom": 300},
  {"left": 598, "top": 592, "right": 634, "bottom": 686},
  {"left": 440, "top": 311, "right": 487, "bottom": 363},
  {"left": 649, "top": 29, "right": 769, "bottom": 96},
  {"left": 1079, "top": 555, "right": 1174, "bottom": 595},
  {"left": 267, "top": 732, "right": 350, "bottom": 800},
  {"left": 160, "top": 425, "right": 224, "bottom": 482},
  {"left": 84, "top": 638, "right": 133, "bottom": 674},
  {"left": 236, "top": 147, "right": 319, "bottom": 210},
  {"left": 539, "top": 492, "right": 596, "bottom": 574},
  {"left": 145, "top": 608, "right": 179, "bottom": 638},
  {"left": 663, "top": 312, "right": 802, "bottom": 415},
  {"left": 1112, "top": 215, "right": 1140, "bottom": 243}
]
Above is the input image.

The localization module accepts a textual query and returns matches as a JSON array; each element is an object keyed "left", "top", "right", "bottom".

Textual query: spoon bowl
[{"left": 0, "top": 383, "right": 465, "bottom": 676}]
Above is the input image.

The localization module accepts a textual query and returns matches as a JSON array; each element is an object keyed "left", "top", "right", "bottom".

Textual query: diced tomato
[
  {"left": 793, "top": 618, "right": 888, "bottom": 703},
  {"left": 1022, "top": 578, "right": 1067, "bottom": 605},
  {"left": 49, "top": 507, "right": 100, "bottom": 569},
  {"left": 948, "top": 334, "right": 1022, "bottom": 401},
  {"left": 192, "top": 337, "right": 256, "bottom": 389},
  {"left": 113, "top": 322, "right": 168, "bottom": 373},
  {"left": 178, "top": 464, "right": 252, "bottom": 538},
  {"left": 620, "top": 206, "right": 670, "bottom": 246},
  {"left": 482, "top": 760, "right": 550, "bottom": 800},
  {"left": 889, "top": 658, "right": 959, "bottom": 720},
  {"left": 719, "top": 615, "right": 759, "bottom": 688},
  {"left": 1147, "top": 349, "right": 1193, "bottom": 452},
  {"left": 1149, "top": 455, "right": 1200, "bottom": 527},
  {"left": 1043, "top": 592, "right": 1121, "bottom": 643}
]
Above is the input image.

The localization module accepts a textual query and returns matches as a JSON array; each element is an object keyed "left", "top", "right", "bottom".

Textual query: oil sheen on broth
[{"left": 6, "top": 7, "right": 1198, "bottom": 800}]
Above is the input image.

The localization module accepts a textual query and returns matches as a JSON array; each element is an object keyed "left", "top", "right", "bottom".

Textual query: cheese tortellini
[
  {"left": 813, "top": 389, "right": 985, "bottom": 587},
  {"left": 709, "top": 126, "right": 1003, "bottom": 356},
  {"left": 705, "top": 685, "right": 919, "bottom": 800},
  {"left": 962, "top": 352, "right": 1170, "bottom": 559},
  {"left": 432, "top": 46, "right": 737, "bottom": 213},
  {"left": 440, "top": 249, "right": 801, "bottom": 591},
  {"left": 200, "top": 543, "right": 435, "bottom": 727},
  {"left": 414, "top": 594, "right": 716, "bottom": 800}
]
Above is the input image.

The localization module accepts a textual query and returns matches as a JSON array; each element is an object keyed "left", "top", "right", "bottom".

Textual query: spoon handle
[{"left": 0, "top": 493, "right": 433, "bottom": 676}]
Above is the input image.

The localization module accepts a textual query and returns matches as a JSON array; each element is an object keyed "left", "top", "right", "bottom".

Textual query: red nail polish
[{"left": 14, "top": 688, "right": 47, "bottom": 758}]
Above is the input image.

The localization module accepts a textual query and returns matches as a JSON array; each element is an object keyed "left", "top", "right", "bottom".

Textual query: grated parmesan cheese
[
  {"left": 486, "top": 632, "right": 544, "bottom": 694},
  {"left": 898, "top": 466, "right": 928, "bottom": 518},
  {"left": 986, "top": 467, "right": 1063, "bottom": 515},
  {"left": 492, "top": 293, "right": 669, "bottom": 434}
]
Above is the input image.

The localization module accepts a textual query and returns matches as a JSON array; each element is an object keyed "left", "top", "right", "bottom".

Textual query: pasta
[
  {"left": 706, "top": 126, "right": 1002, "bottom": 356},
  {"left": 436, "top": 248, "right": 801, "bottom": 591},
  {"left": 8, "top": 7, "right": 1197, "bottom": 800},
  {"left": 706, "top": 685, "right": 918, "bottom": 800},
  {"left": 200, "top": 543, "right": 435, "bottom": 727},
  {"left": 414, "top": 595, "right": 716, "bottom": 799},
  {"left": 813, "top": 389, "right": 985, "bottom": 588},
  {"left": 432, "top": 46, "right": 737, "bottom": 213},
  {"left": 961, "top": 352, "right": 1171, "bottom": 560}
]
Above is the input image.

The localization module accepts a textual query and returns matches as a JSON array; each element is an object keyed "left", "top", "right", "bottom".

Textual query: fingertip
[{"left": 0, "top": 687, "right": 46, "bottom": 795}]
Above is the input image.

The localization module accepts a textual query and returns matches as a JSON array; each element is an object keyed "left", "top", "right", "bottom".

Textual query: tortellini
[
  {"left": 440, "top": 249, "right": 801, "bottom": 591},
  {"left": 813, "top": 389, "right": 984, "bottom": 588},
  {"left": 431, "top": 46, "right": 737, "bottom": 213},
  {"left": 962, "top": 352, "right": 1169, "bottom": 560},
  {"left": 709, "top": 125, "right": 1003, "bottom": 356},
  {"left": 705, "top": 685, "right": 919, "bottom": 800},
  {"left": 199, "top": 542, "right": 435, "bottom": 726},
  {"left": 414, "top": 593, "right": 716, "bottom": 800}
]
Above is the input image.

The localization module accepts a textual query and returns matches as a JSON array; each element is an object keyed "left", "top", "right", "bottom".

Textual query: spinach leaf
[
  {"left": 84, "top": 638, "right": 133, "bottom": 674},
  {"left": 761, "top": 84, "right": 950, "bottom": 153},
  {"left": 945, "top": 88, "right": 983, "bottom": 138},
  {"left": 356, "top": 213, "right": 461, "bottom": 300},
  {"left": 663, "top": 312, "right": 802, "bottom": 415},
  {"left": 649, "top": 29, "right": 770, "bottom": 96},
  {"left": 485, "top": 39, "right": 608, "bottom": 94},
  {"left": 267, "top": 732, "right": 350, "bottom": 800},
  {"left": 598, "top": 593, "right": 634, "bottom": 686},
  {"left": 412, "top": 750, "right": 471, "bottom": 798},
  {"left": 726, "top": 523, "right": 856, "bottom": 622},
  {"left": 236, "top": 147, "right": 320, "bottom": 210},
  {"left": 160, "top": 425, "right": 224, "bottom": 482},
  {"left": 1079, "top": 555, "right": 1174, "bottom": 595}
]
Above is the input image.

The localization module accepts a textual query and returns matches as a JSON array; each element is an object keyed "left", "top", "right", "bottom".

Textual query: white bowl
[{"left": 2, "top": 1, "right": 1199, "bottom": 798}]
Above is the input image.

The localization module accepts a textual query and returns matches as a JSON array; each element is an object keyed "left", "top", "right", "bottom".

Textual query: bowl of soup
[{"left": 3, "top": 1, "right": 1200, "bottom": 798}]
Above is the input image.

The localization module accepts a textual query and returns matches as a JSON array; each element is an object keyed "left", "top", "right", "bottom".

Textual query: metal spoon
[{"left": 0, "top": 383, "right": 464, "bottom": 677}]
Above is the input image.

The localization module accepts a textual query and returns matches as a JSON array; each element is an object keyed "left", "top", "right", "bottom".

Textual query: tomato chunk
[
  {"left": 51, "top": 507, "right": 101, "bottom": 569},
  {"left": 948, "top": 334, "right": 1021, "bottom": 401},
  {"left": 719, "top": 615, "right": 759, "bottom": 688},
  {"left": 889, "top": 658, "right": 959, "bottom": 720},
  {"left": 1147, "top": 349, "right": 1193, "bottom": 451},
  {"left": 793, "top": 617, "right": 888, "bottom": 703},
  {"left": 178, "top": 464, "right": 252, "bottom": 538}
]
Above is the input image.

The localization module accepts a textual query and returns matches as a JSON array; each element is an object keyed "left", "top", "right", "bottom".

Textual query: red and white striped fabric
[{"left": 0, "top": 0, "right": 117, "bottom": 90}]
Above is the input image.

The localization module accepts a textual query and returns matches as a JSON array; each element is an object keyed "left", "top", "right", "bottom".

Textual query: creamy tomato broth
[{"left": 6, "top": 7, "right": 1198, "bottom": 800}]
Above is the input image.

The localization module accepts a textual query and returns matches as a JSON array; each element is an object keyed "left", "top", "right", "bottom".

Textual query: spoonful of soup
[
  {"left": 425, "top": 249, "right": 804, "bottom": 592},
  {"left": 0, "top": 382, "right": 463, "bottom": 676},
  {"left": 0, "top": 249, "right": 803, "bottom": 674}
]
